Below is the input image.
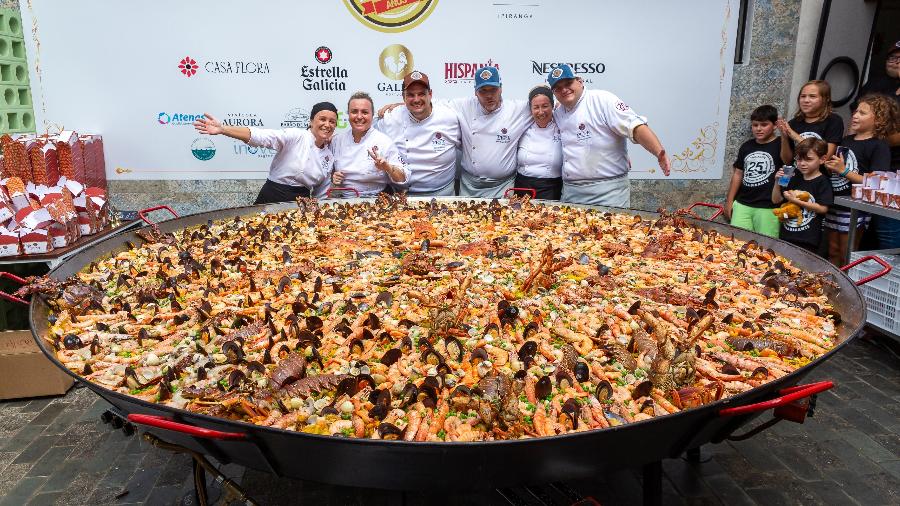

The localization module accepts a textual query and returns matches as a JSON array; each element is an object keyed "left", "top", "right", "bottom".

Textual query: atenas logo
[
  {"left": 315, "top": 46, "right": 333, "bottom": 64},
  {"left": 222, "top": 113, "right": 264, "bottom": 128},
  {"left": 342, "top": 0, "right": 438, "bottom": 33},
  {"left": 158, "top": 112, "right": 204, "bottom": 126},
  {"left": 177, "top": 56, "right": 270, "bottom": 77},
  {"left": 445, "top": 59, "right": 499, "bottom": 83},
  {"left": 191, "top": 138, "right": 216, "bottom": 161},
  {"left": 302, "top": 47, "right": 348, "bottom": 91}
]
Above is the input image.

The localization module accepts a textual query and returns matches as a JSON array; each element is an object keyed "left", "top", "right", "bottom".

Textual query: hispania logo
[
  {"left": 178, "top": 56, "right": 270, "bottom": 77},
  {"left": 444, "top": 59, "right": 499, "bottom": 81},
  {"left": 158, "top": 112, "right": 204, "bottom": 126},
  {"left": 342, "top": 0, "right": 438, "bottom": 33},
  {"left": 379, "top": 44, "right": 414, "bottom": 81},
  {"left": 191, "top": 138, "right": 216, "bottom": 161}
]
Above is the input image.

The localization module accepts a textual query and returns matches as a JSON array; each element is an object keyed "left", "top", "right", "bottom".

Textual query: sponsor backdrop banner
[{"left": 20, "top": 0, "right": 738, "bottom": 180}]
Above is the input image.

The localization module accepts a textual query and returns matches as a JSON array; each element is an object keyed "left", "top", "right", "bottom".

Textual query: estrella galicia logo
[
  {"left": 191, "top": 138, "right": 216, "bottom": 161},
  {"left": 158, "top": 112, "right": 204, "bottom": 126},
  {"left": 315, "top": 46, "right": 333, "bottom": 64}
]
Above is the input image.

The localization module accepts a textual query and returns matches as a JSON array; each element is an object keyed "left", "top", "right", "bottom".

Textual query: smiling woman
[{"left": 193, "top": 102, "right": 339, "bottom": 204}]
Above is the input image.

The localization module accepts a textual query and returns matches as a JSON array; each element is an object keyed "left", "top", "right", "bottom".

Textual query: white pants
[{"left": 408, "top": 178, "right": 457, "bottom": 197}]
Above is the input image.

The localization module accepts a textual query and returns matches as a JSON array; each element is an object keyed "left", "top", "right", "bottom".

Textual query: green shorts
[{"left": 730, "top": 201, "right": 780, "bottom": 238}]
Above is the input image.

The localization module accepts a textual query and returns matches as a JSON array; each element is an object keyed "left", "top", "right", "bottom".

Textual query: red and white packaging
[
  {"left": 28, "top": 140, "right": 60, "bottom": 186},
  {"left": 18, "top": 228, "right": 52, "bottom": 255},
  {"left": 0, "top": 192, "right": 13, "bottom": 224},
  {"left": 0, "top": 227, "right": 21, "bottom": 257},
  {"left": 18, "top": 207, "right": 54, "bottom": 230},
  {"left": 55, "top": 131, "right": 86, "bottom": 183},
  {"left": 80, "top": 134, "right": 107, "bottom": 190},
  {"left": 3, "top": 177, "right": 31, "bottom": 212}
]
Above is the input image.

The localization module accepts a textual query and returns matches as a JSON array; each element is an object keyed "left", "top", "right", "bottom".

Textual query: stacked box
[
  {"left": 80, "top": 134, "right": 106, "bottom": 190},
  {"left": 27, "top": 138, "right": 59, "bottom": 185},
  {"left": 1, "top": 133, "right": 31, "bottom": 179},
  {"left": 56, "top": 131, "right": 85, "bottom": 182}
]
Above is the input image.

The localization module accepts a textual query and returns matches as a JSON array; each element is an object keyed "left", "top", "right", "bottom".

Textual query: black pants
[
  {"left": 254, "top": 180, "right": 312, "bottom": 205},
  {"left": 513, "top": 174, "right": 562, "bottom": 201}
]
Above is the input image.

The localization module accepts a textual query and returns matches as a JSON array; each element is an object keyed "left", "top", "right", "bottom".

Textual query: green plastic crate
[
  {"left": 0, "top": 35, "right": 26, "bottom": 61},
  {"left": 1, "top": 84, "right": 30, "bottom": 108},
  {"left": 0, "top": 9, "right": 24, "bottom": 38},
  {"left": 3, "top": 107, "right": 34, "bottom": 132},
  {"left": 0, "top": 57, "right": 28, "bottom": 86}
]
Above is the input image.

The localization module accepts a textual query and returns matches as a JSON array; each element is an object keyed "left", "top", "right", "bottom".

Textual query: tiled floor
[{"left": 1, "top": 336, "right": 898, "bottom": 505}]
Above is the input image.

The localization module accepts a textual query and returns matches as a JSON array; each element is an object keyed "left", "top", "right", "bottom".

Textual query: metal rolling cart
[{"left": 838, "top": 196, "right": 900, "bottom": 341}]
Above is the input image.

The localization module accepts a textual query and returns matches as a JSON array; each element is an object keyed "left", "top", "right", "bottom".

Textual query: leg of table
[{"left": 846, "top": 208, "right": 859, "bottom": 265}]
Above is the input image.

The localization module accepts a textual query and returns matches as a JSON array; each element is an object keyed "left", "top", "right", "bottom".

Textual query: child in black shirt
[
  {"left": 776, "top": 80, "right": 844, "bottom": 164},
  {"left": 725, "top": 105, "right": 783, "bottom": 237},
  {"left": 821, "top": 94, "right": 895, "bottom": 265},
  {"left": 772, "top": 138, "right": 834, "bottom": 254}
]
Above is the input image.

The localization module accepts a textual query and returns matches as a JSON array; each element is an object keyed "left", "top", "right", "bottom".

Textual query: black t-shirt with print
[
  {"left": 734, "top": 137, "right": 783, "bottom": 208},
  {"left": 779, "top": 173, "right": 834, "bottom": 248},
  {"left": 829, "top": 136, "right": 892, "bottom": 210},
  {"left": 787, "top": 114, "right": 845, "bottom": 149},
  {"left": 856, "top": 75, "right": 900, "bottom": 169}
]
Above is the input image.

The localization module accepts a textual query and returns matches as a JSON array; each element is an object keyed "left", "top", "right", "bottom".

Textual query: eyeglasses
[{"left": 888, "top": 55, "right": 900, "bottom": 63}]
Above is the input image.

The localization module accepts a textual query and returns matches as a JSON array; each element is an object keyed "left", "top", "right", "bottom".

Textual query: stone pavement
[{"left": 1, "top": 336, "right": 898, "bottom": 506}]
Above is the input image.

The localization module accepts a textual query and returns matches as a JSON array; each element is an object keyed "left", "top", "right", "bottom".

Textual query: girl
[
  {"left": 776, "top": 80, "right": 844, "bottom": 165},
  {"left": 772, "top": 138, "right": 834, "bottom": 255},
  {"left": 823, "top": 94, "right": 899, "bottom": 263}
]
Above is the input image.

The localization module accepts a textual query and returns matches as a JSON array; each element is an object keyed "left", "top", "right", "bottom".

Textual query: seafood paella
[{"left": 20, "top": 195, "right": 843, "bottom": 441}]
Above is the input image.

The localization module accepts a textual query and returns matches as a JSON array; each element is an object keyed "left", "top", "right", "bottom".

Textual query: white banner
[{"left": 20, "top": 0, "right": 738, "bottom": 180}]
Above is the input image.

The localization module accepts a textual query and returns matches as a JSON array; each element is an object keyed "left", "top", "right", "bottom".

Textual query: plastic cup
[
  {"left": 779, "top": 165, "right": 795, "bottom": 187},
  {"left": 851, "top": 184, "right": 863, "bottom": 200}
]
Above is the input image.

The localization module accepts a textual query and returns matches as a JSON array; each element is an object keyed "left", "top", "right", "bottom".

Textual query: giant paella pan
[{"left": 2, "top": 194, "right": 889, "bottom": 492}]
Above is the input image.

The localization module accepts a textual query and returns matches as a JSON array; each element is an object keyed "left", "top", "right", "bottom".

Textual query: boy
[
  {"left": 725, "top": 105, "right": 783, "bottom": 237},
  {"left": 772, "top": 138, "right": 834, "bottom": 254}
]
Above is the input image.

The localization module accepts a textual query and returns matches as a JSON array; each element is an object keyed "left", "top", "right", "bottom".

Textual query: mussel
[
  {"left": 631, "top": 380, "right": 653, "bottom": 400},
  {"left": 573, "top": 362, "right": 590, "bottom": 382},
  {"left": 379, "top": 348, "right": 402, "bottom": 366},
  {"left": 595, "top": 379, "right": 613, "bottom": 402},
  {"left": 534, "top": 376, "right": 552, "bottom": 400},
  {"left": 62, "top": 334, "right": 83, "bottom": 350}
]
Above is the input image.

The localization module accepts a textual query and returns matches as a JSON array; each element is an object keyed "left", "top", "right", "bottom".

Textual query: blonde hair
[
  {"left": 857, "top": 94, "right": 900, "bottom": 139},
  {"left": 793, "top": 80, "right": 833, "bottom": 121}
]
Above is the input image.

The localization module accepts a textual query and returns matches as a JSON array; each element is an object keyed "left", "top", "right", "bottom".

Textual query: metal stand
[
  {"left": 642, "top": 461, "right": 662, "bottom": 506},
  {"left": 684, "top": 446, "right": 711, "bottom": 464}
]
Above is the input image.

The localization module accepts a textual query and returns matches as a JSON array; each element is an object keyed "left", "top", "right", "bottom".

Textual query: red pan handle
[
  {"left": 504, "top": 188, "right": 537, "bottom": 199},
  {"left": 0, "top": 272, "right": 29, "bottom": 305},
  {"left": 325, "top": 187, "right": 360, "bottom": 198},
  {"left": 138, "top": 205, "right": 179, "bottom": 225},
  {"left": 128, "top": 414, "right": 247, "bottom": 440},
  {"left": 686, "top": 202, "right": 724, "bottom": 220},
  {"left": 840, "top": 255, "right": 892, "bottom": 286},
  {"left": 718, "top": 381, "right": 834, "bottom": 417}
]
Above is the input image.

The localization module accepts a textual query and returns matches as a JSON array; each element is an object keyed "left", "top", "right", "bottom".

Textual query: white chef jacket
[
  {"left": 248, "top": 128, "right": 333, "bottom": 189},
  {"left": 376, "top": 104, "right": 460, "bottom": 193},
  {"left": 445, "top": 97, "right": 532, "bottom": 180},
  {"left": 553, "top": 89, "right": 647, "bottom": 182},
  {"left": 516, "top": 121, "right": 562, "bottom": 179},
  {"left": 330, "top": 128, "right": 409, "bottom": 196}
]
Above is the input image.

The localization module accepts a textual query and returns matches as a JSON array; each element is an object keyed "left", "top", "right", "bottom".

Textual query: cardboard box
[{"left": 0, "top": 331, "right": 74, "bottom": 400}]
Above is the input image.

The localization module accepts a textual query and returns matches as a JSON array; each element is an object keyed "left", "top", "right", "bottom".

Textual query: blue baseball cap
[
  {"left": 474, "top": 66, "right": 501, "bottom": 89},
  {"left": 547, "top": 63, "right": 577, "bottom": 89}
]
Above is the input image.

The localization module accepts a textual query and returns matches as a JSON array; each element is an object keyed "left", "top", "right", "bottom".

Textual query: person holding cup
[{"left": 822, "top": 94, "right": 896, "bottom": 265}]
